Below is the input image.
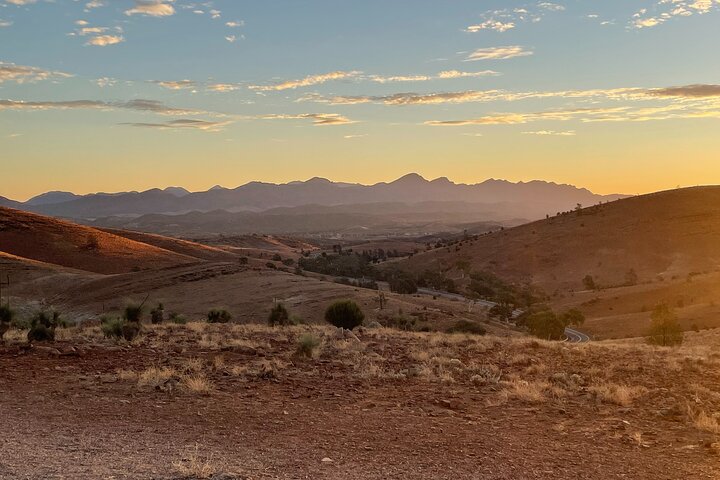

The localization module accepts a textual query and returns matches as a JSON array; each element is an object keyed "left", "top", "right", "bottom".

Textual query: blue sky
[{"left": 1, "top": 0, "right": 719, "bottom": 200}]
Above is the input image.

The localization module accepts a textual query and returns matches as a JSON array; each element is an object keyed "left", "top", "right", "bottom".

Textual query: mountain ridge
[{"left": 4, "top": 174, "right": 628, "bottom": 221}]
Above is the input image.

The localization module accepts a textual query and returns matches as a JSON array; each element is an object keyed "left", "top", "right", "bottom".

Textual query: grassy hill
[
  {"left": 397, "top": 187, "right": 720, "bottom": 292},
  {"left": 0, "top": 207, "right": 200, "bottom": 274}
]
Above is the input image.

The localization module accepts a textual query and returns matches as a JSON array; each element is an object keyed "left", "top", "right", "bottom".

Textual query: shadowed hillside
[{"left": 0, "top": 207, "right": 199, "bottom": 274}]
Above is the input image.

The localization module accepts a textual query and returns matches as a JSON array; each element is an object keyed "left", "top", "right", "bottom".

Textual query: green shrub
[
  {"left": 27, "top": 323, "right": 55, "bottom": 342},
  {"left": 647, "top": 304, "right": 684, "bottom": 346},
  {"left": 101, "top": 316, "right": 125, "bottom": 339},
  {"left": 10, "top": 317, "right": 31, "bottom": 330},
  {"left": 168, "top": 312, "right": 187, "bottom": 324},
  {"left": 268, "top": 303, "right": 290, "bottom": 327},
  {"left": 296, "top": 333, "right": 321, "bottom": 358},
  {"left": 0, "top": 304, "right": 13, "bottom": 324},
  {"left": 123, "top": 303, "right": 143, "bottom": 323},
  {"left": 150, "top": 303, "right": 165, "bottom": 324},
  {"left": 446, "top": 320, "right": 486, "bottom": 335},
  {"left": 324, "top": 300, "right": 365, "bottom": 330},
  {"left": 207, "top": 309, "right": 232, "bottom": 324}
]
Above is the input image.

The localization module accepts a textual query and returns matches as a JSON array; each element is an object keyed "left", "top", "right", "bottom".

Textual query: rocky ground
[{"left": 1, "top": 323, "right": 719, "bottom": 479}]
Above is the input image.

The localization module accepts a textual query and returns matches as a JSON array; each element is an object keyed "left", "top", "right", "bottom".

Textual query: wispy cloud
[
  {"left": 522, "top": 130, "right": 576, "bottom": 136},
  {"left": 630, "top": 0, "right": 720, "bottom": 29},
  {"left": 0, "top": 98, "right": 207, "bottom": 116},
  {"left": 466, "top": 3, "right": 565, "bottom": 33},
  {"left": 122, "top": 119, "right": 232, "bottom": 131},
  {"left": 250, "top": 71, "right": 361, "bottom": 92},
  {"left": 261, "top": 113, "right": 356, "bottom": 126},
  {"left": 369, "top": 70, "right": 500, "bottom": 83},
  {"left": 0, "top": 62, "right": 72, "bottom": 84},
  {"left": 465, "top": 46, "right": 533, "bottom": 61}
]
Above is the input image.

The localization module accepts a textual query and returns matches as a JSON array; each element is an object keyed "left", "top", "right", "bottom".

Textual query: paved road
[{"left": 416, "top": 287, "right": 590, "bottom": 343}]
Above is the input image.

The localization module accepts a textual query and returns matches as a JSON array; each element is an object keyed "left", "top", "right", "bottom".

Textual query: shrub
[
  {"left": 296, "top": 333, "right": 321, "bottom": 358},
  {"left": 169, "top": 312, "right": 187, "bottom": 324},
  {"left": 647, "top": 304, "right": 684, "bottom": 346},
  {"left": 388, "top": 277, "right": 418, "bottom": 294},
  {"left": 101, "top": 317, "right": 125, "bottom": 339},
  {"left": 123, "top": 303, "right": 143, "bottom": 323},
  {"left": 324, "top": 300, "right": 365, "bottom": 330},
  {"left": 27, "top": 311, "right": 60, "bottom": 342},
  {"left": 150, "top": 303, "right": 165, "bottom": 324},
  {"left": 268, "top": 303, "right": 290, "bottom": 327},
  {"left": 0, "top": 304, "right": 13, "bottom": 324},
  {"left": 207, "top": 309, "right": 232, "bottom": 324},
  {"left": 272, "top": 253, "right": 282, "bottom": 262},
  {"left": 121, "top": 322, "right": 141, "bottom": 341},
  {"left": 239, "top": 256, "right": 249, "bottom": 265},
  {"left": 582, "top": 275, "right": 597, "bottom": 290},
  {"left": 446, "top": 320, "right": 486, "bottom": 335}
]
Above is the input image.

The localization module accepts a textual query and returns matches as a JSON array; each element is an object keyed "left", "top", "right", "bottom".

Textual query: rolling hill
[
  {"left": 0, "top": 207, "right": 201, "bottom": 274},
  {"left": 392, "top": 186, "right": 720, "bottom": 338}
]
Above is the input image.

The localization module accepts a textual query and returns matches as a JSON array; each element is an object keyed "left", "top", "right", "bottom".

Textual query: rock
[
  {"left": 366, "top": 321, "right": 383, "bottom": 329},
  {"left": 321, "top": 457, "right": 334, "bottom": 463}
]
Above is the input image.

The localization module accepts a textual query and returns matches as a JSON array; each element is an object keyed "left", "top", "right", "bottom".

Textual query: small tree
[
  {"left": 207, "top": 309, "right": 232, "bottom": 324},
  {"left": 325, "top": 300, "right": 365, "bottom": 330},
  {"left": 526, "top": 310, "right": 566, "bottom": 340},
  {"left": 268, "top": 303, "right": 290, "bottom": 327},
  {"left": 124, "top": 303, "right": 143, "bottom": 323},
  {"left": 27, "top": 311, "right": 60, "bottom": 343},
  {"left": 150, "top": 303, "right": 165, "bottom": 324},
  {"left": 647, "top": 304, "right": 684, "bottom": 346},
  {"left": 582, "top": 275, "right": 597, "bottom": 290},
  {"left": 0, "top": 304, "right": 12, "bottom": 342}
]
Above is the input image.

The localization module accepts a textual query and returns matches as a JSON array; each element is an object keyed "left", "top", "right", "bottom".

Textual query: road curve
[
  {"left": 416, "top": 287, "right": 591, "bottom": 342},
  {"left": 564, "top": 327, "right": 591, "bottom": 343}
]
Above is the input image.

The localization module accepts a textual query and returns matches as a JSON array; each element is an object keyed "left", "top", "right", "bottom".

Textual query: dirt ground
[{"left": 1, "top": 324, "right": 718, "bottom": 479}]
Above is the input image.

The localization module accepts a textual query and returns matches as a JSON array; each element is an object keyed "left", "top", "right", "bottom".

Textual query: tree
[
  {"left": 488, "top": 303, "right": 514, "bottom": 322},
  {"left": 268, "top": 303, "right": 291, "bottom": 327},
  {"left": 647, "top": 304, "right": 684, "bottom": 346},
  {"left": 559, "top": 308, "right": 585, "bottom": 327},
  {"left": 0, "top": 304, "right": 13, "bottom": 342},
  {"left": 526, "top": 310, "right": 567, "bottom": 340},
  {"left": 325, "top": 300, "right": 365, "bottom": 330},
  {"left": 150, "top": 303, "right": 165, "bottom": 324},
  {"left": 625, "top": 268, "right": 639, "bottom": 286},
  {"left": 582, "top": 275, "right": 597, "bottom": 290}
]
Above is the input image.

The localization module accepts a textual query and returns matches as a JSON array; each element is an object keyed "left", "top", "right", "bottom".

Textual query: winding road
[{"left": 416, "top": 287, "right": 590, "bottom": 343}]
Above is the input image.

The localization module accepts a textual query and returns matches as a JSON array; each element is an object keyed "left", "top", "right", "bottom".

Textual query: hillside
[
  {"left": 397, "top": 187, "right": 720, "bottom": 292},
  {"left": 0, "top": 207, "right": 199, "bottom": 274}
]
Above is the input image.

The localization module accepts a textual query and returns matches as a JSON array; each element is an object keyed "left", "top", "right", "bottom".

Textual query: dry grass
[
  {"left": 686, "top": 405, "right": 720, "bottom": 434},
  {"left": 589, "top": 383, "right": 647, "bottom": 407},
  {"left": 499, "top": 379, "right": 552, "bottom": 403},
  {"left": 172, "top": 444, "right": 220, "bottom": 479},
  {"left": 138, "top": 366, "right": 177, "bottom": 388},
  {"left": 181, "top": 374, "right": 214, "bottom": 394}
]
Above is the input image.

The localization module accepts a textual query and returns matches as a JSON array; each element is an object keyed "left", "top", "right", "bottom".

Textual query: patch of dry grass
[
  {"left": 589, "top": 383, "right": 647, "bottom": 407},
  {"left": 138, "top": 366, "right": 177, "bottom": 388},
  {"left": 181, "top": 374, "right": 214, "bottom": 394},
  {"left": 172, "top": 444, "right": 220, "bottom": 479}
]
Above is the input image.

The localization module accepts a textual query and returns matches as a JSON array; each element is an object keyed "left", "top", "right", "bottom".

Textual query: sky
[{"left": 1, "top": 0, "right": 720, "bottom": 201}]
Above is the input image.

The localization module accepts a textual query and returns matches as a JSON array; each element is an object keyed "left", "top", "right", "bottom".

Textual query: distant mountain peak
[
  {"left": 392, "top": 173, "right": 427, "bottom": 184},
  {"left": 164, "top": 186, "right": 190, "bottom": 197}
]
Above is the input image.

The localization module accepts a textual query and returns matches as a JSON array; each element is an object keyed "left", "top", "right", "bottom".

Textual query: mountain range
[{"left": 2, "top": 174, "right": 626, "bottom": 225}]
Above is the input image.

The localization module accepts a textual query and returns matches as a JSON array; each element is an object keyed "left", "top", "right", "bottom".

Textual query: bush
[
  {"left": 324, "top": 300, "right": 365, "bottom": 330},
  {"left": 0, "top": 304, "right": 13, "bottom": 324},
  {"left": 150, "top": 303, "right": 165, "bottom": 324},
  {"left": 27, "top": 323, "right": 55, "bottom": 342},
  {"left": 268, "top": 303, "right": 290, "bottom": 327},
  {"left": 124, "top": 303, "right": 143, "bottom": 323},
  {"left": 101, "top": 317, "right": 125, "bottom": 339},
  {"left": 296, "top": 333, "right": 321, "bottom": 358},
  {"left": 168, "top": 312, "right": 187, "bottom": 324},
  {"left": 446, "top": 320, "right": 486, "bottom": 335},
  {"left": 388, "top": 277, "right": 418, "bottom": 294},
  {"left": 647, "top": 304, "right": 684, "bottom": 346},
  {"left": 207, "top": 309, "right": 232, "bottom": 324}
]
